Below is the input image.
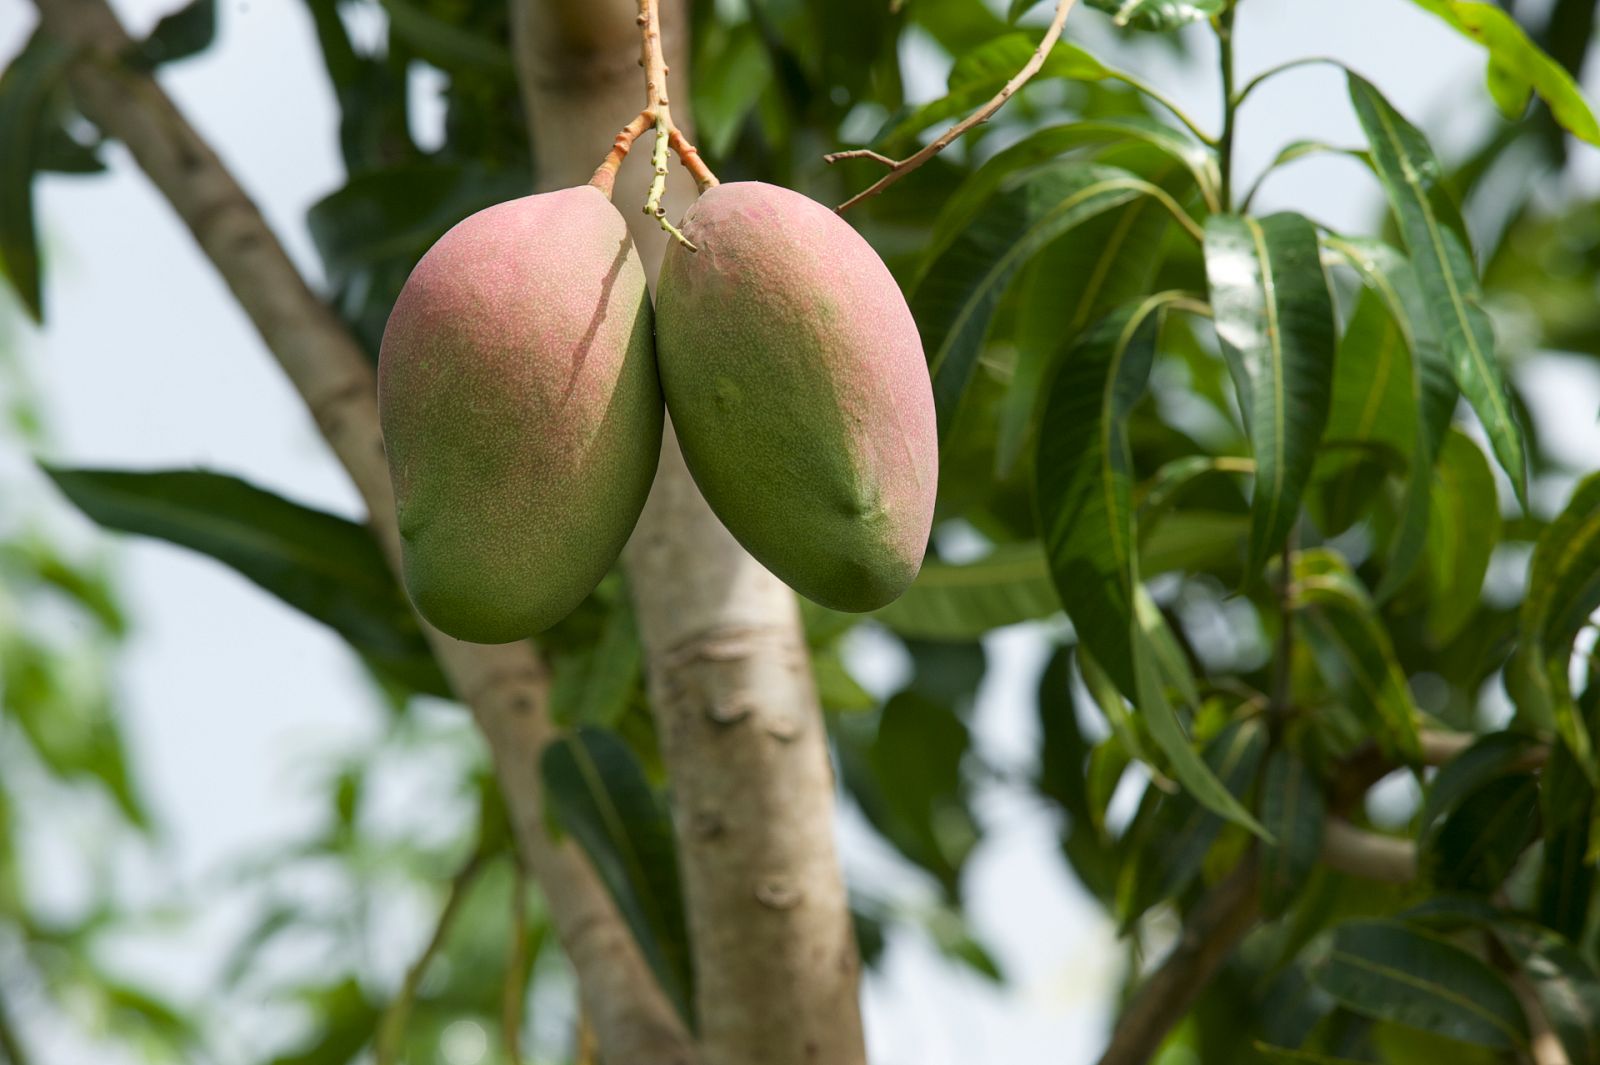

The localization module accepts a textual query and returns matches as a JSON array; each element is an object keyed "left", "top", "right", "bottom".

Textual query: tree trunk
[{"left": 512, "top": 5, "right": 868, "bottom": 1063}]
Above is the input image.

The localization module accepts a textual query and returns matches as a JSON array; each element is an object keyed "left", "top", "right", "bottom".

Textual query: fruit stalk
[
  {"left": 826, "top": 0, "right": 1078, "bottom": 212},
  {"left": 588, "top": 0, "right": 718, "bottom": 248},
  {"left": 27, "top": 1, "right": 693, "bottom": 1062}
]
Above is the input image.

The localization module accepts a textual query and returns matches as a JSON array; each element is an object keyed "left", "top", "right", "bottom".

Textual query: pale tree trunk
[
  {"left": 26, "top": 2, "right": 692, "bottom": 1061},
  {"left": 512, "top": 5, "right": 869, "bottom": 1064}
]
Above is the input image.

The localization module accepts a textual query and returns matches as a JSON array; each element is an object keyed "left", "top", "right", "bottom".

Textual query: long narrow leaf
[
  {"left": 1205, "top": 212, "right": 1337, "bottom": 575},
  {"left": 1295, "top": 549, "right": 1422, "bottom": 762},
  {"left": 43, "top": 466, "right": 447, "bottom": 696},
  {"left": 1314, "top": 919, "right": 1530, "bottom": 1049},
  {"left": 1348, "top": 74, "right": 1528, "bottom": 506},
  {"left": 1323, "top": 235, "right": 1457, "bottom": 598},
  {"left": 1035, "top": 297, "right": 1165, "bottom": 696},
  {"left": 1406, "top": 0, "right": 1600, "bottom": 144},
  {"left": 917, "top": 164, "right": 1180, "bottom": 435},
  {"left": 870, "top": 542, "right": 1061, "bottom": 639},
  {"left": 1513, "top": 471, "right": 1600, "bottom": 784},
  {"left": 541, "top": 728, "right": 694, "bottom": 1025}
]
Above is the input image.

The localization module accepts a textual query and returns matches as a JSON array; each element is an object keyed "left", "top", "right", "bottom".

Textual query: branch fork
[{"left": 588, "top": 0, "right": 718, "bottom": 249}]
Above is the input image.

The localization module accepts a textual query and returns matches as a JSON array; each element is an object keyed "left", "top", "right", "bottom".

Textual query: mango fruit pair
[{"left": 378, "top": 181, "right": 937, "bottom": 645}]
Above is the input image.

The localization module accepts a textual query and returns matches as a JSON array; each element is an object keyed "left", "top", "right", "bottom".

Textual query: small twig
[
  {"left": 502, "top": 862, "right": 530, "bottom": 1065},
  {"left": 647, "top": 112, "right": 697, "bottom": 250},
  {"left": 577, "top": 1012, "right": 600, "bottom": 1065},
  {"left": 1270, "top": 528, "right": 1296, "bottom": 716},
  {"left": 827, "top": 0, "right": 1079, "bottom": 212},
  {"left": 375, "top": 850, "right": 488, "bottom": 1065},
  {"left": 588, "top": 109, "right": 652, "bottom": 200},
  {"left": 1095, "top": 854, "right": 1262, "bottom": 1065},
  {"left": 1215, "top": 7, "right": 1238, "bottom": 209}
]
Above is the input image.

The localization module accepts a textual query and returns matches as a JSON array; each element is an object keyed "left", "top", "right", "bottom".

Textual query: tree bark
[
  {"left": 512, "top": 4, "right": 868, "bottom": 1063},
  {"left": 26, "top": 2, "right": 692, "bottom": 1061}
]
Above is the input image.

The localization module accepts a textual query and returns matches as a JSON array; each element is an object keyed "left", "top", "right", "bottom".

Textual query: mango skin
[
  {"left": 378, "top": 186, "right": 662, "bottom": 643},
  {"left": 655, "top": 182, "right": 938, "bottom": 612}
]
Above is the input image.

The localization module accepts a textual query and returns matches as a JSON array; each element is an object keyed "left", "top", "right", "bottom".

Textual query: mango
[
  {"left": 654, "top": 181, "right": 937, "bottom": 612},
  {"left": 378, "top": 186, "right": 662, "bottom": 643}
]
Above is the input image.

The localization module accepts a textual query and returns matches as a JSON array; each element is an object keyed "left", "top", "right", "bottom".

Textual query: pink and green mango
[
  {"left": 379, "top": 186, "right": 662, "bottom": 643},
  {"left": 654, "top": 181, "right": 937, "bottom": 612}
]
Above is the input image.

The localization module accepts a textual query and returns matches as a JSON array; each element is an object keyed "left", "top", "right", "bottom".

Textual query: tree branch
[
  {"left": 512, "top": 2, "right": 867, "bottom": 1062},
  {"left": 1320, "top": 819, "right": 1418, "bottom": 883},
  {"left": 26, "top": 2, "right": 691, "bottom": 1061},
  {"left": 1094, "top": 855, "right": 1262, "bottom": 1065},
  {"left": 826, "top": 0, "right": 1079, "bottom": 212}
]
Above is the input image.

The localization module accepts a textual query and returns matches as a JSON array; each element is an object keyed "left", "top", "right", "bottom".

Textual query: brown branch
[
  {"left": 1320, "top": 819, "right": 1418, "bottom": 883},
  {"left": 512, "top": 2, "right": 867, "bottom": 1063},
  {"left": 827, "top": 0, "right": 1078, "bottom": 212},
  {"left": 1095, "top": 855, "right": 1262, "bottom": 1065},
  {"left": 28, "top": 2, "right": 693, "bottom": 1062}
]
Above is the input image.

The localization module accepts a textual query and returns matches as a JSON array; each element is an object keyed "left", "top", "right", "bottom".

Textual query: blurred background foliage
[{"left": 5, "top": 0, "right": 1600, "bottom": 1061}]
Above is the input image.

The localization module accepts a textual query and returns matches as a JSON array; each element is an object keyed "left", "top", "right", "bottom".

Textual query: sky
[{"left": 2, "top": 0, "right": 1598, "bottom": 1062}]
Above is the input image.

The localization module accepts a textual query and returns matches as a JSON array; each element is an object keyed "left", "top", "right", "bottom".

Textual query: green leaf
[
  {"left": 882, "top": 33, "right": 1110, "bottom": 147},
  {"left": 1037, "top": 648, "right": 1120, "bottom": 897},
  {"left": 541, "top": 728, "right": 693, "bottom": 1025},
  {"left": 922, "top": 119, "right": 1217, "bottom": 267},
  {"left": 998, "top": 191, "right": 1173, "bottom": 474},
  {"left": 1426, "top": 772, "right": 1539, "bottom": 892},
  {"left": 1134, "top": 629, "right": 1269, "bottom": 838},
  {"left": 1322, "top": 235, "right": 1456, "bottom": 599},
  {"left": 134, "top": 0, "right": 217, "bottom": 68},
  {"left": 1, "top": 635, "right": 148, "bottom": 827},
  {"left": 1314, "top": 919, "right": 1529, "bottom": 1049},
  {"left": 692, "top": 21, "right": 772, "bottom": 159},
  {"left": 1538, "top": 733, "right": 1596, "bottom": 941},
  {"left": 1493, "top": 923, "right": 1600, "bottom": 1065},
  {"left": 548, "top": 598, "right": 641, "bottom": 729},
  {"left": 1406, "top": 0, "right": 1600, "bottom": 145},
  {"left": 308, "top": 161, "right": 529, "bottom": 281},
  {"left": 0, "top": 31, "right": 72, "bottom": 321},
  {"left": 1085, "top": 0, "right": 1225, "bottom": 30},
  {"left": 1514, "top": 470, "right": 1600, "bottom": 783},
  {"left": 1424, "top": 429, "right": 1499, "bottom": 644},
  {"left": 862, "top": 689, "right": 979, "bottom": 897},
  {"left": 1259, "top": 748, "right": 1326, "bottom": 917},
  {"left": 377, "top": 0, "right": 514, "bottom": 74},
  {"left": 1008, "top": 0, "right": 1047, "bottom": 20},
  {"left": 811, "top": 645, "right": 876, "bottom": 714},
  {"left": 1294, "top": 549, "right": 1423, "bottom": 762},
  {"left": 918, "top": 163, "right": 1184, "bottom": 436},
  {"left": 1036, "top": 296, "right": 1166, "bottom": 697},
  {"left": 1121, "top": 718, "right": 1268, "bottom": 925},
  {"left": 1416, "top": 731, "right": 1543, "bottom": 847},
  {"left": 1348, "top": 73, "right": 1528, "bottom": 507},
  {"left": 43, "top": 466, "right": 448, "bottom": 698},
  {"left": 1205, "top": 212, "right": 1338, "bottom": 575},
  {"left": 869, "top": 542, "right": 1061, "bottom": 639}
]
